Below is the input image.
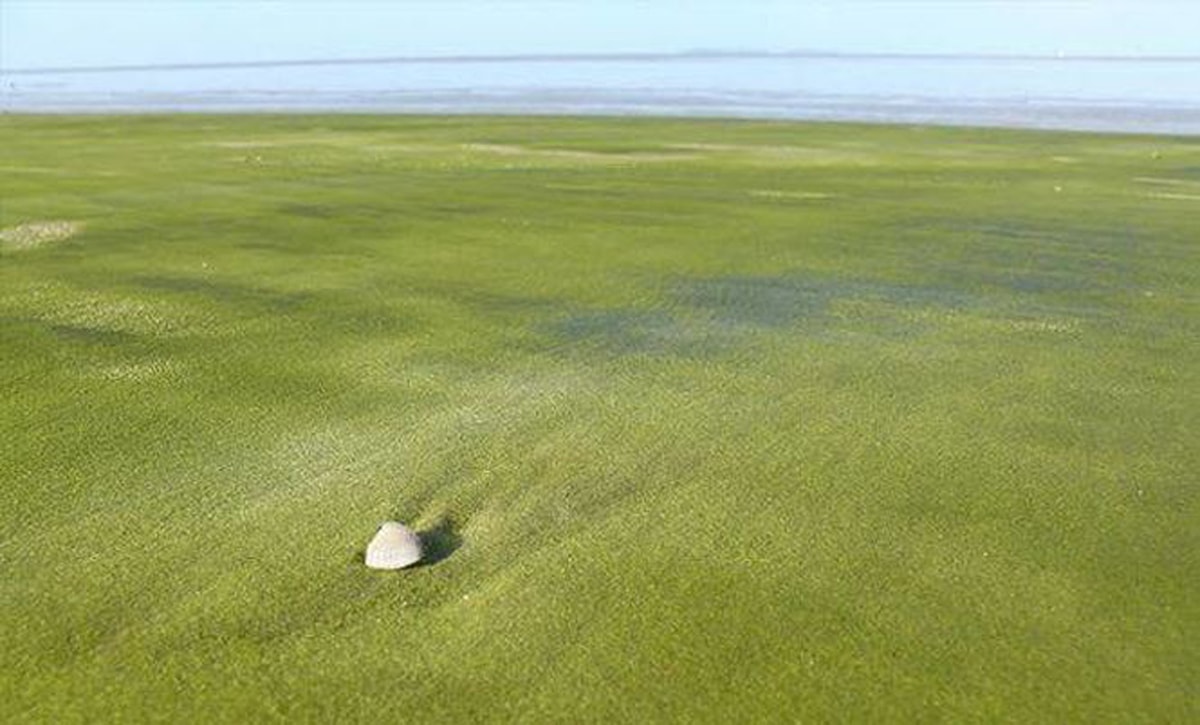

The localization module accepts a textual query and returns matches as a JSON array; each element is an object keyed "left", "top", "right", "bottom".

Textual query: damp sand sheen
[{"left": 1, "top": 115, "right": 1196, "bottom": 723}]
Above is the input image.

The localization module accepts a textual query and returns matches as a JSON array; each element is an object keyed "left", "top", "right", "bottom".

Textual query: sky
[{"left": 3, "top": 0, "right": 1199, "bottom": 72}]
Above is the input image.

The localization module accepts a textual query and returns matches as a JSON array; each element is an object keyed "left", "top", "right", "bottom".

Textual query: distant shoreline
[
  {"left": 7, "top": 52, "right": 1197, "bottom": 135},
  {"left": 4, "top": 92, "right": 1199, "bottom": 136},
  {"left": 6, "top": 49, "right": 1200, "bottom": 76}
]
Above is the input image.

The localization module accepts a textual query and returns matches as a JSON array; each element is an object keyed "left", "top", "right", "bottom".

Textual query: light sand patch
[
  {"left": 89, "top": 359, "right": 183, "bottom": 383},
  {"left": 1144, "top": 192, "right": 1200, "bottom": 201},
  {"left": 1050, "top": 156, "right": 1078, "bottom": 163},
  {"left": 0, "top": 221, "right": 83, "bottom": 251},
  {"left": 359, "top": 143, "right": 452, "bottom": 154},
  {"left": 929, "top": 314, "right": 1080, "bottom": 335},
  {"left": 0, "top": 165, "right": 64, "bottom": 175},
  {"left": 668, "top": 143, "right": 748, "bottom": 152},
  {"left": 668, "top": 143, "right": 876, "bottom": 165},
  {"left": 543, "top": 183, "right": 611, "bottom": 192},
  {"left": 3, "top": 282, "right": 214, "bottom": 337},
  {"left": 32, "top": 292, "right": 179, "bottom": 335},
  {"left": 1132, "top": 176, "right": 1200, "bottom": 188},
  {"left": 206, "top": 140, "right": 289, "bottom": 149},
  {"left": 671, "top": 142, "right": 839, "bottom": 153},
  {"left": 1006, "top": 319, "right": 1079, "bottom": 333},
  {"left": 0, "top": 166, "right": 119, "bottom": 178},
  {"left": 207, "top": 139, "right": 451, "bottom": 155},
  {"left": 461, "top": 143, "right": 692, "bottom": 162},
  {"left": 462, "top": 143, "right": 526, "bottom": 156},
  {"left": 670, "top": 143, "right": 816, "bottom": 154},
  {"left": 749, "top": 190, "right": 836, "bottom": 201}
]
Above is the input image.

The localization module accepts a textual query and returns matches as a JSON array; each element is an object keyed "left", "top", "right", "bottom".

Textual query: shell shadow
[{"left": 416, "top": 516, "right": 462, "bottom": 568}]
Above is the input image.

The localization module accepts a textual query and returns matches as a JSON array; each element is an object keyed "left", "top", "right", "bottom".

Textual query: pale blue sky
[{"left": 3, "top": 0, "right": 1199, "bottom": 71}]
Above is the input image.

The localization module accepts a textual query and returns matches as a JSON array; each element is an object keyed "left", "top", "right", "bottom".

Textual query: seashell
[{"left": 365, "top": 521, "right": 422, "bottom": 570}]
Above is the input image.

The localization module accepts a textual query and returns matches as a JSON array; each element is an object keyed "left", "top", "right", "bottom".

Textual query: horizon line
[{"left": 5, "top": 49, "right": 1200, "bottom": 76}]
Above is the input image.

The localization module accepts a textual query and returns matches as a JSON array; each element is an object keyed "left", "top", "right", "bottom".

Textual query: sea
[{"left": 4, "top": 54, "right": 1199, "bottom": 135}]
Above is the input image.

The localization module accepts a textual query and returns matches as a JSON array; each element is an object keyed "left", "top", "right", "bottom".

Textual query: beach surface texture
[{"left": 1, "top": 115, "right": 1196, "bottom": 722}]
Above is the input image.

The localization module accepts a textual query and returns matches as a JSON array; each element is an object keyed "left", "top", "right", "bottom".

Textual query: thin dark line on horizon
[{"left": 4, "top": 50, "right": 1200, "bottom": 75}]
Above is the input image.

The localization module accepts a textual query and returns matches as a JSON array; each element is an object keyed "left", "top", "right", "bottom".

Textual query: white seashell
[{"left": 365, "top": 522, "right": 422, "bottom": 570}]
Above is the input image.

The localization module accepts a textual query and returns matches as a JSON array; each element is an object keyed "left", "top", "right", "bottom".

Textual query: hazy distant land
[{"left": 4, "top": 51, "right": 1199, "bottom": 134}]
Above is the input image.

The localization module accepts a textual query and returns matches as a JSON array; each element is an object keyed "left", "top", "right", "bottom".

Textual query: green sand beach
[{"left": 2, "top": 115, "right": 1197, "bottom": 721}]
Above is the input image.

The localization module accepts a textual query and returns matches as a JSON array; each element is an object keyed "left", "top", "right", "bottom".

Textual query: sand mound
[{"left": 0, "top": 220, "right": 83, "bottom": 250}]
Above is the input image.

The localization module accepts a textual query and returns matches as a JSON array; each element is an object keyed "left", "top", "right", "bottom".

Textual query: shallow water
[{"left": 5, "top": 55, "right": 1200, "bottom": 134}]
